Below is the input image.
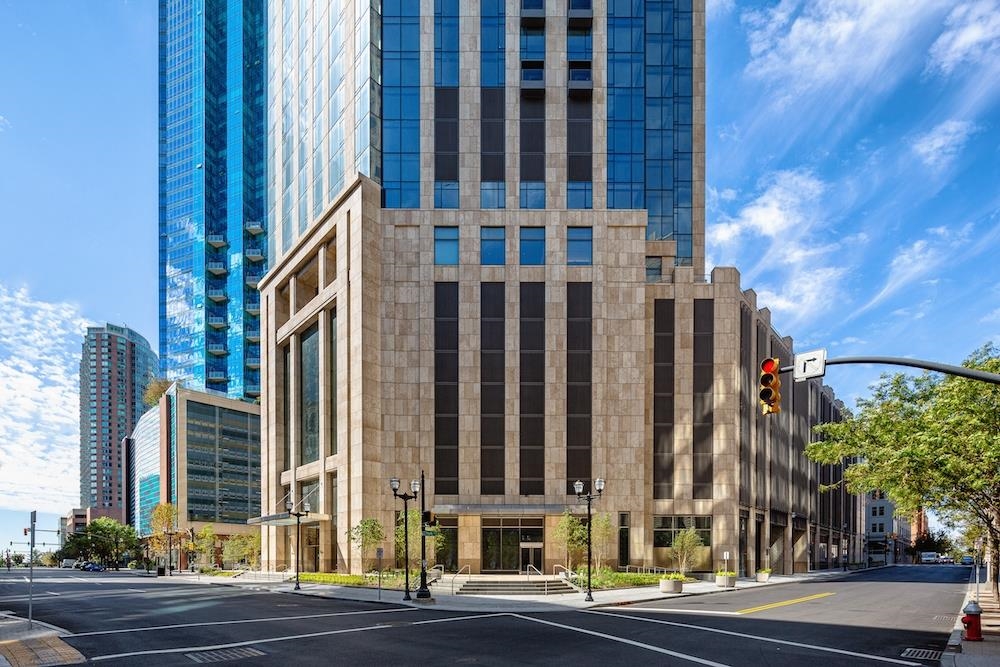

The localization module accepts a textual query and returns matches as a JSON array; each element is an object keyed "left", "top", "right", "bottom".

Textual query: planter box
[
  {"left": 715, "top": 575, "right": 736, "bottom": 588},
  {"left": 756, "top": 572, "right": 771, "bottom": 583},
  {"left": 659, "top": 579, "right": 683, "bottom": 593}
]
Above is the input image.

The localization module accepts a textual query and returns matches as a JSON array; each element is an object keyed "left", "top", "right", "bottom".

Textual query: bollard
[{"left": 962, "top": 600, "right": 984, "bottom": 642}]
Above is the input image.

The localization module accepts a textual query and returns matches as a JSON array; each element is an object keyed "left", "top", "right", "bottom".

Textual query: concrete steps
[{"left": 455, "top": 578, "right": 577, "bottom": 596}]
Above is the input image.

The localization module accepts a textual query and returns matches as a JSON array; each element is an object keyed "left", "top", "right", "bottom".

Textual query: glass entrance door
[
  {"left": 520, "top": 544, "right": 542, "bottom": 573},
  {"left": 481, "top": 517, "right": 544, "bottom": 573}
]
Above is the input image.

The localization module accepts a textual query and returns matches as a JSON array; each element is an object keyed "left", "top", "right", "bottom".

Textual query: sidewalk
[
  {"left": 0, "top": 615, "right": 83, "bottom": 667},
  {"left": 939, "top": 571, "right": 1000, "bottom": 667}
]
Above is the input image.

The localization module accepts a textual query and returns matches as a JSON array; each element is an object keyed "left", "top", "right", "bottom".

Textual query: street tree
[
  {"left": 87, "top": 517, "right": 138, "bottom": 569},
  {"left": 671, "top": 527, "right": 704, "bottom": 576},
  {"left": 347, "top": 517, "right": 385, "bottom": 572},
  {"left": 195, "top": 524, "right": 217, "bottom": 568},
  {"left": 807, "top": 344, "right": 1000, "bottom": 597},
  {"left": 143, "top": 377, "right": 174, "bottom": 407},
  {"left": 147, "top": 503, "right": 179, "bottom": 560},
  {"left": 553, "top": 509, "right": 587, "bottom": 572},
  {"left": 590, "top": 512, "right": 615, "bottom": 571},
  {"left": 393, "top": 508, "right": 437, "bottom": 571}
]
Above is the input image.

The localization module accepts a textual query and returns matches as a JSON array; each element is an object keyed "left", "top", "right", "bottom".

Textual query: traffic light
[{"left": 759, "top": 358, "right": 782, "bottom": 414}]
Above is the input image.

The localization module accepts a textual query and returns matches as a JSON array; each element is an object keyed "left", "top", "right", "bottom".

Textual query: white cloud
[
  {"left": 707, "top": 0, "right": 736, "bottom": 21},
  {"left": 0, "top": 284, "right": 91, "bottom": 514},
  {"left": 0, "top": 115, "right": 10, "bottom": 132},
  {"left": 741, "top": 0, "right": 946, "bottom": 106},
  {"left": 708, "top": 169, "right": 858, "bottom": 330},
  {"left": 911, "top": 119, "right": 979, "bottom": 169},
  {"left": 981, "top": 307, "right": 1000, "bottom": 323},
  {"left": 857, "top": 225, "right": 973, "bottom": 316},
  {"left": 926, "top": 0, "right": 1000, "bottom": 76}
]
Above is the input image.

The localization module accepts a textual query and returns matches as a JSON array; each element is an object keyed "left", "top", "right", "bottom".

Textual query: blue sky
[{"left": 1, "top": 1, "right": 997, "bottom": 549}]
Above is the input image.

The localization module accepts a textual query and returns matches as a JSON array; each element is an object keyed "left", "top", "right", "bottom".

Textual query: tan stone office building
[{"left": 256, "top": 0, "right": 859, "bottom": 576}]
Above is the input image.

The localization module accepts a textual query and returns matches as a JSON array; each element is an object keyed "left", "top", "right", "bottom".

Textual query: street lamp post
[
  {"left": 574, "top": 477, "right": 605, "bottom": 602},
  {"left": 389, "top": 477, "right": 419, "bottom": 601},
  {"left": 416, "top": 469, "right": 431, "bottom": 600},
  {"left": 164, "top": 529, "right": 176, "bottom": 576},
  {"left": 286, "top": 500, "right": 311, "bottom": 591}
]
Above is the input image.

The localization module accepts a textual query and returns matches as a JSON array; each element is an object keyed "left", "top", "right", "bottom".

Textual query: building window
[
  {"left": 567, "top": 182, "right": 592, "bottom": 209},
  {"left": 645, "top": 257, "right": 662, "bottom": 280},
  {"left": 653, "top": 516, "right": 712, "bottom": 548},
  {"left": 878, "top": 506, "right": 885, "bottom": 516},
  {"left": 567, "top": 227, "right": 593, "bottom": 265},
  {"left": 434, "top": 226, "right": 459, "bottom": 265},
  {"left": 481, "top": 227, "right": 505, "bottom": 265},
  {"left": 519, "top": 182, "right": 545, "bottom": 209},
  {"left": 871, "top": 507, "right": 877, "bottom": 517},
  {"left": 481, "top": 182, "right": 505, "bottom": 209},
  {"left": 520, "top": 227, "right": 545, "bottom": 265},
  {"left": 434, "top": 181, "right": 459, "bottom": 208}
]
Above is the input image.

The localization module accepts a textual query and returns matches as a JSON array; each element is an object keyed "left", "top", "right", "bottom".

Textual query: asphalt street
[{"left": 0, "top": 565, "right": 970, "bottom": 666}]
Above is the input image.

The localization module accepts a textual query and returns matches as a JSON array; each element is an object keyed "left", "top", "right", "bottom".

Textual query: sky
[{"left": 2, "top": 0, "right": 997, "bottom": 549}]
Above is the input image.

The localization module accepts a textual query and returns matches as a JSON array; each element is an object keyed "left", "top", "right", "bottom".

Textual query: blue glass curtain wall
[{"left": 382, "top": 0, "right": 421, "bottom": 207}]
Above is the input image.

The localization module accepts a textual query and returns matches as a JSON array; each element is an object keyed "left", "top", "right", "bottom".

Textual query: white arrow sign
[{"left": 793, "top": 349, "right": 827, "bottom": 382}]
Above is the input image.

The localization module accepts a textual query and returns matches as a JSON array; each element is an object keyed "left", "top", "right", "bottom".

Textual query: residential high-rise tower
[
  {"left": 255, "top": 1, "right": 858, "bottom": 576},
  {"left": 158, "top": 0, "right": 267, "bottom": 399},
  {"left": 79, "top": 324, "right": 157, "bottom": 521}
]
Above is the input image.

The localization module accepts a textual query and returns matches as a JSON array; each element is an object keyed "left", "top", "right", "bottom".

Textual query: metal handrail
[
  {"left": 451, "top": 564, "right": 470, "bottom": 595},
  {"left": 429, "top": 564, "right": 444, "bottom": 583},
  {"left": 524, "top": 564, "right": 546, "bottom": 595},
  {"left": 554, "top": 564, "right": 575, "bottom": 579}
]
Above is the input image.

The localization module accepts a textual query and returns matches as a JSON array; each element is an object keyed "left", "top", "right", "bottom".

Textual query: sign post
[
  {"left": 28, "top": 510, "right": 36, "bottom": 627},
  {"left": 376, "top": 547, "right": 384, "bottom": 601}
]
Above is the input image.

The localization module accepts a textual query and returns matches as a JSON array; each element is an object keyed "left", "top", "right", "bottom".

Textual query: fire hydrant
[{"left": 962, "top": 600, "right": 984, "bottom": 642}]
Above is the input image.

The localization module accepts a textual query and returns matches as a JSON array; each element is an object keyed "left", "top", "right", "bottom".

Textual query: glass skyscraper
[
  {"left": 79, "top": 324, "right": 157, "bottom": 518},
  {"left": 158, "top": 0, "right": 267, "bottom": 399}
]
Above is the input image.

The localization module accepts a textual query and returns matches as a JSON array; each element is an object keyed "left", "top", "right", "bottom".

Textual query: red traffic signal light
[{"left": 759, "top": 358, "right": 782, "bottom": 414}]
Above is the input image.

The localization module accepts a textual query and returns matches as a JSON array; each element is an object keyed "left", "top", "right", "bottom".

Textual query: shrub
[
  {"left": 757, "top": 567, "right": 771, "bottom": 574},
  {"left": 661, "top": 572, "right": 686, "bottom": 581},
  {"left": 671, "top": 527, "right": 704, "bottom": 576},
  {"left": 716, "top": 570, "right": 736, "bottom": 576},
  {"left": 127, "top": 560, "right": 139, "bottom": 570}
]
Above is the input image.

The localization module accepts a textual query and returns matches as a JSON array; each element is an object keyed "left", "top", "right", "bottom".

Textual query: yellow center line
[{"left": 738, "top": 592, "right": 835, "bottom": 615}]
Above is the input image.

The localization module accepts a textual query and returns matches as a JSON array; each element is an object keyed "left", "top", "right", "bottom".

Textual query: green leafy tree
[
  {"left": 807, "top": 344, "right": 1000, "bottom": 597},
  {"left": 39, "top": 551, "right": 57, "bottom": 567},
  {"left": 671, "top": 527, "right": 704, "bottom": 576},
  {"left": 393, "top": 508, "right": 438, "bottom": 571},
  {"left": 347, "top": 518, "right": 385, "bottom": 572},
  {"left": 195, "top": 524, "right": 218, "bottom": 567},
  {"left": 554, "top": 509, "right": 587, "bottom": 572},
  {"left": 12, "top": 553, "right": 25, "bottom": 566},
  {"left": 222, "top": 534, "right": 258, "bottom": 568},
  {"left": 147, "top": 503, "right": 179, "bottom": 562},
  {"left": 86, "top": 517, "right": 138, "bottom": 570},
  {"left": 590, "top": 512, "right": 615, "bottom": 570}
]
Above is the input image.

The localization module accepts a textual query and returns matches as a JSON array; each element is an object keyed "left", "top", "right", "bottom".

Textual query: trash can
[{"left": 156, "top": 566, "right": 165, "bottom": 577}]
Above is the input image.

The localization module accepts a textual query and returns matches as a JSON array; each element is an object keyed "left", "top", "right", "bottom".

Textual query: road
[{"left": 0, "top": 565, "right": 971, "bottom": 666}]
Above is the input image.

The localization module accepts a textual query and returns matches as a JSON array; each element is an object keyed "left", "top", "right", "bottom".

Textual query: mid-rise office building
[
  {"left": 865, "top": 491, "right": 914, "bottom": 565},
  {"left": 254, "top": 0, "right": 859, "bottom": 576},
  {"left": 125, "top": 383, "right": 261, "bottom": 568},
  {"left": 158, "top": 0, "right": 267, "bottom": 399},
  {"left": 79, "top": 323, "right": 157, "bottom": 521}
]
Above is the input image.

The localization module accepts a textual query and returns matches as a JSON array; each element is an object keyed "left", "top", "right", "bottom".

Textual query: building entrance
[
  {"left": 520, "top": 543, "right": 542, "bottom": 573},
  {"left": 481, "top": 517, "right": 543, "bottom": 573}
]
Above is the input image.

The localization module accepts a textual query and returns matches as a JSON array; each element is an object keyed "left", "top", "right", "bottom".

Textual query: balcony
[
  {"left": 245, "top": 357, "right": 260, "bottom": 369},
  {"left": 206, "top": 234, "right": 227, "bottom": 248},
  {"left": 568, "top": 0, "right": 592, "bottom": 28},
  {"left": 207, "top": 316, "right": 228, "bottom": 329},
  {"left": 245, "top": 330, "right": 260, "bottom": 343},
  {"left": 207, "top": 261, "right": 228, "bottom": 275},
  {"left": 245, "top": 220, "right": 264, "bottom": 235},
  {"left": 207, "top": 371, "right": 227, "bottom": 383},
  {"left": 521, "top": 0, "right": 544, "bottom": 27},
  {"left": 245, "top": 245, "right": 264, "bottom": 261},
  {"left": 207, "top": 289, "right": 229, "bottom": 302},
  {"left": 245, "top": 270, "right": 265, "bottom": 288},
  {"left": 245, "top": 299, "right": 260, "bottom": 315},
  {"left": 207, "top": 344, "right": 228, "bottom": 356},
  {"left": 245, "top": 384, "right": 261, "bottom": 396},
  {"left": 520, "top": 65, "right": 545, "bottom": 95}
]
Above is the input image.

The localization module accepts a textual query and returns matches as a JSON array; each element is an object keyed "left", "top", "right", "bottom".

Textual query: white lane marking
[
  {"left": 585, "top": 610, "right": 921, "bottom": 666},
  {"left": 46, "top": 591, "right": 61, "bottom": 596},
  {"left": 70, "top": 607, "right": 417, "bottom": 636},
  {"left": 69, "top": 576, "right": 102, "bottom": 585},
  {"left": 509, "top": 614, "right": 730, "bottom": 666},
  {"left": 628, "top": 608, "right": 741, "bottom": 616},
  {"left": 88, "top": 612, "right": 507, "bottom": 661}
]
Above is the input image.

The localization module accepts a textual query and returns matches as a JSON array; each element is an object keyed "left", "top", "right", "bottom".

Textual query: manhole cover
[
  {"left": 900, "top": 648, "right": 943, "bottom": 660},
  {"left": 186, "top": 647, "right": 266, "bottom": 663}
]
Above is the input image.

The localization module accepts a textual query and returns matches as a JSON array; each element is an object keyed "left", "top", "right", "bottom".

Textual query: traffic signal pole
[{"left": 783, "top": 354, "right": 1000, "bottom": 385}]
